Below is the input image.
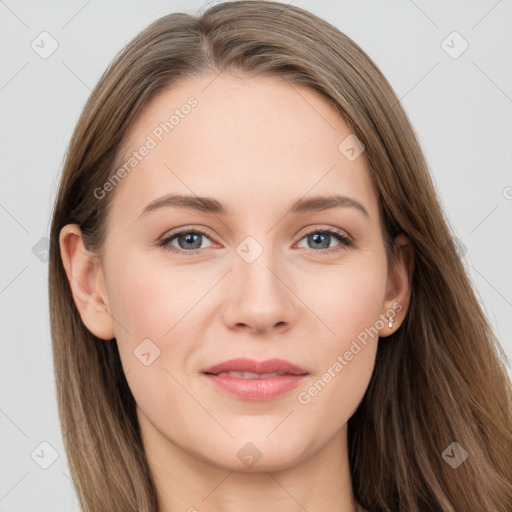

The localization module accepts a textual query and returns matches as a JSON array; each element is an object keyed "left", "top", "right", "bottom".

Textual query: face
[{"left": 67, "top": 73, "right": 409, "bottom": 474}]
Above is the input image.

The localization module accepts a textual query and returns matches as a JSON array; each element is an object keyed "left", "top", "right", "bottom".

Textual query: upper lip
[{"left": 201, "top": 358, "right": 308, "bottom": 375}]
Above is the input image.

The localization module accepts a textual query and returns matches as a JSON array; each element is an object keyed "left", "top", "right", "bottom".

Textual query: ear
[
  {"left": 378, "top": 233, "right": 414, "bottom": 337},
  {"left": 59, "top": 224, "right": 115, "bottom": 340}
]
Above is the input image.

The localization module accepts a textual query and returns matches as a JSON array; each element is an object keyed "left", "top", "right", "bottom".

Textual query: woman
[{"left": 49, "top": 1, "right": 512, "bottom": 511}]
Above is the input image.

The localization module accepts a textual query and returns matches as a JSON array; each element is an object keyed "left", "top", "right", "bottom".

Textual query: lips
[
  {"left": 201, "top": 358, "right": 308, "bottom": 376},
  {"left": 201, "top": 358, "right": 308, "bottom": 400}
]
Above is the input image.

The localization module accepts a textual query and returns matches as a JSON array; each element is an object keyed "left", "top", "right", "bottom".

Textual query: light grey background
[{"left": 1, "top": 0, "right": 511, "bottom": 510}]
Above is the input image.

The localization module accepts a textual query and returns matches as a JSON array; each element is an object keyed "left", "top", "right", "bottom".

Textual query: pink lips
[{"left": 201, "top": 358, "right": 308, "bottom": 401}]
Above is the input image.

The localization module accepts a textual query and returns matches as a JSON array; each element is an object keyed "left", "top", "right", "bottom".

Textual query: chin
[{"left": 198, "top": 435, "right": 309, "bottom": 473}]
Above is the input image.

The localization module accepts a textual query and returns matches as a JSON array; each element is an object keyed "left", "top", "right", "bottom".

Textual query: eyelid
[
  {"left": 296, "top": 224, "right": 352, "bottom": 242},
  {"left": 160, "top": 224, "right": 352, "bottom": 242},
  {"left": 160, "top": 224, "right": 216, "bottom": 241}
]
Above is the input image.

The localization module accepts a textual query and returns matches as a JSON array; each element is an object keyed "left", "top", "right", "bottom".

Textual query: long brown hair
[{"left": 48, "top": 2, "right": 512, "bottom": 511}]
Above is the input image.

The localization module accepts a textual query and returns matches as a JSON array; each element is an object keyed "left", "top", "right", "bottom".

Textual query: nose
[{"left": 221, "top": 251, "right": 298, "bottom": 336}]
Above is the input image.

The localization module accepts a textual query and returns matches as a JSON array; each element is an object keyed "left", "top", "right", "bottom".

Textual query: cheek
[
  {"left": 104, "top": 250, "right": 206, "bottom": 404},
  {"left": 107, "top": 264, "right": 192, "bottom": 422},
  {"left": 296, "top": 255, "right": 387, "bottom": 410},
  {"left": 106, "top": 249, "right": 190, "bottom": 340},
  {"left": 307, "top": 256, "right": 388, "bottom": 349}
]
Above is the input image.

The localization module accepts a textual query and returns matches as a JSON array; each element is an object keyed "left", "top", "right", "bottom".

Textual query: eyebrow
[{"left": 138, "top": 194, "right": 370, "bottom": 219}]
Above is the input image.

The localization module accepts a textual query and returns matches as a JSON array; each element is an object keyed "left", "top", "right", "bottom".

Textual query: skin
[{"left": 60, "top": 73, "right": 414, "bottom": 512}]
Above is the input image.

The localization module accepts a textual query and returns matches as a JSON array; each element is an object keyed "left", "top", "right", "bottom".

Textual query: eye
[
  {"left": 159, "top": 229, "right": 214, "bottom": 254},
  {"left": 296, "top": 228, "right": 352, "bottom": 254}
]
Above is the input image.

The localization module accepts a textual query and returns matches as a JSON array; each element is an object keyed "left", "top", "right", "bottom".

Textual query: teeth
[{"left": 216, "top": 371, "right": 286, "bottom": 379}]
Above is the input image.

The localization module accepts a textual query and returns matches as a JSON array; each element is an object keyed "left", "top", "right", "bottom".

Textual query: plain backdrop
[{"left": 1, "top": 0, "right": 511, "bottom": 510}]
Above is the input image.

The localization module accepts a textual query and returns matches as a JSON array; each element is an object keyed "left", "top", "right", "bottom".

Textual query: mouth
[
  {"left": 206, "top": 370, "right": 296, "bottom": 379},
  {"left": 201, "top": 358, "right": 308, "bottom": 400}
]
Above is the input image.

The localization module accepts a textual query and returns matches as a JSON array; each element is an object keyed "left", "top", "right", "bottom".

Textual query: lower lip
[{"left": 202, "top": 373, "right": 308, "bottom": 400}]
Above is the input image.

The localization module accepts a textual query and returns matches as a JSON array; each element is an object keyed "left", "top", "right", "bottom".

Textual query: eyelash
[{"left": 158, "top": 226, "right": 352, "bottom": 256}]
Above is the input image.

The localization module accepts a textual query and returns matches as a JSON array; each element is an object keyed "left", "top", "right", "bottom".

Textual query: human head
[{"left": 49, "top": 2, "right": 512, "bottom": 511}]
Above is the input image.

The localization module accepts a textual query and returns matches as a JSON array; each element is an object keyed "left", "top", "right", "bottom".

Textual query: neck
[{"left": 138, "top": 409, "right": 363, "bottom": 512}]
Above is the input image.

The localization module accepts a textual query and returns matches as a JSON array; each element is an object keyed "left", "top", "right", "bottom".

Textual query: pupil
[
  {"left": 311, "top": 233, "right": 329, "bottom": 249},
  {"left": 180, "top": 233, "right": 201, "bottom": 249}
]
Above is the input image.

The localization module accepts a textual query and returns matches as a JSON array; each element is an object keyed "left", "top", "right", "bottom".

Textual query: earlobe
[
  {"left": 379, "top": 233, "right": 415, "bottom": 338},
  {"left": 59, "top": 224, "right": 115, "bottom": 340}
]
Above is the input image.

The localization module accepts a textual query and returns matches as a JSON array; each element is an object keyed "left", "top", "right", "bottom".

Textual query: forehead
[{"left": 108, "top": 73, "right": 379, "bottom": 224}]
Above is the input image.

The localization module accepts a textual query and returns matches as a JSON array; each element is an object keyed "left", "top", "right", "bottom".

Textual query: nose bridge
[
  {"left": 236, "top": 232, "right": 286, "bottom": 300},
  {"left": 224, "top": 232, "right": 296, "bottom": 333}
]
